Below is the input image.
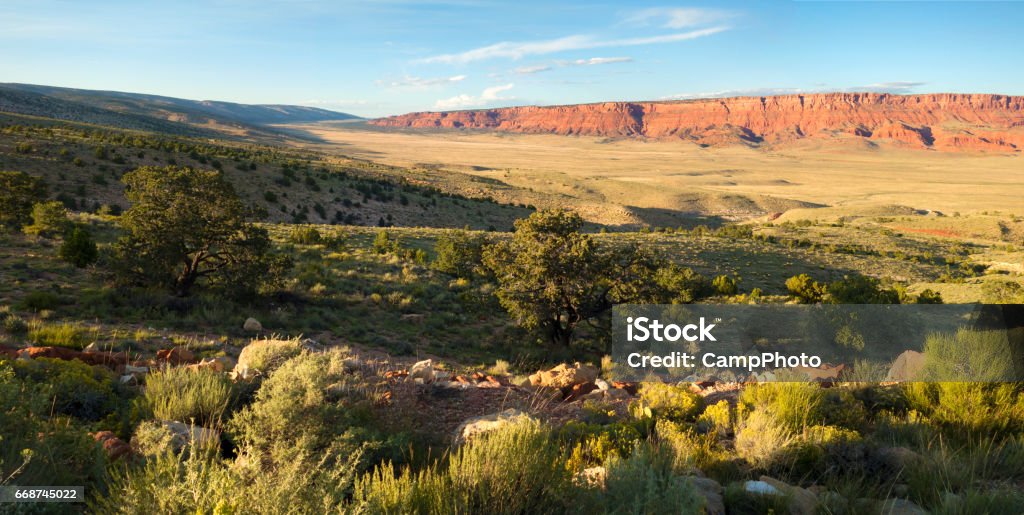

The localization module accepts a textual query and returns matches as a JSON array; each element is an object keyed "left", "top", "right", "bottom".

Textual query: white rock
[
  {"left": 594, "top": 378, "right": 610, "bottom": 391},
  {"left": 454, "top": 408, "right": 534, "bottom": 444},
  {"left": 243, "top": 317, "right": 262, "bottom": 332},
  {"left": 124, "top": 364, "right": 149, "bottom": 374},
  {"left": 83, "top": 342, "right": 100, "bottom": 353},
  {"left": 409, "top": 359, "right": 435, "bottom": 383},
  {"left": 744, "top": 480, "right": 782, "bottom": 496}
]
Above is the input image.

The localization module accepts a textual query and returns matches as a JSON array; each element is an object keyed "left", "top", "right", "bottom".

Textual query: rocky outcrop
[{"left": 371, "top": 93, "right": 1024, "bottom": 151}]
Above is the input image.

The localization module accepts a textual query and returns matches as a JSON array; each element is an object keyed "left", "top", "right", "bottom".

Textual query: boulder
[
  {"left": 409, "top": 359, "right": 437, "bottom": 383},
  {"left": 563, "top": 382, "right": 599, "bottom": 402},
  {"left": 759, "top": 476, "right": 818, "bottom": 515},
  {"left": 156, "top": 347, "right": 195, "bottom": 365},
  {"left": 885, "top": 350, "right": 926, "bottom": 382},
  {"left": 160, "top": 421, "right": 220, "bottom": 450},
  {"left": 528, "top": 362, "right": 598, "bottom": 389},
  {"left": 453, "top": 408, "right": 534, "bottom": 444},
  {"left": 744, "top": 480, "right": 782, "bottom": 496},
  {"left": 93, "top": 431, "right": 132, "bottom": 461},
  {"left": 243, "top": 317, "right": 263, "bottom": 332},
  {"left": 594, "top": 378, "right": 610, "bottom": 391},
  {"left": 687, "top": 477, "right": 724, "bottom": 515}
]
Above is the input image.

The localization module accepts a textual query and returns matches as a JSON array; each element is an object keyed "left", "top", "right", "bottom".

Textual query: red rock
[
  {"left": 156, "top": 347, "right": 195, "bottom": 365},
  {"left": 93, "top": 431, "right": 131, "bottom": 461},
  {"left": 563, "top": 382, "right": 599, "bottom": 402},
  {"left": 370, "top": 93, "right": 1024, "bottom": 152},
  {"left": 24, "top": 346, "right": 83, "bottom": 361},
  {"left": 611, "top": 381, "right": 638, "bottom": 395}
]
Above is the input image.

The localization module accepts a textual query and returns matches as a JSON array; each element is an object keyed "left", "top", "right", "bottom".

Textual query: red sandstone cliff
[{"left": 370, "top": 93, "right": 1024, "bottom": 151}]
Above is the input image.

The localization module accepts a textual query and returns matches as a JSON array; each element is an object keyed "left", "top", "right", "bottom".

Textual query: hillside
[
  {"left": 370, "top": 93, "right": 1024, "bottom": 152},
  {"left": 0, "top": 83, "right": 359, "bottom": 138}
]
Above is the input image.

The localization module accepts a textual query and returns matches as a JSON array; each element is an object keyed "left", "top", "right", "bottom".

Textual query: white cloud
[
  {"left": 625, "top": 7, "right": 733, "bottom": 29},
  {"left": 434, "top": 83, "right": 515, "bottom": 109},
  {"left": 570, "top": 56, "right": 633, "bottom": 66},
  {"left": 379, "top": 75, "right": 467, "bottom": 88},
  {"left": 420, "top": 27, "right": 727, "bottom": 64},
  {"left": 661, "top": 82, "right": 927, "bottom": 100},
  {"left": 515, "top": 64, "right": 552, "bottom": 75}
]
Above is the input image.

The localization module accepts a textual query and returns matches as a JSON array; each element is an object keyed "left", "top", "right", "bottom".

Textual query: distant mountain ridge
[
  {"left": 370, "top": 93, "right": 1024, "bottom": 152},
  {"left": 0, "top": 83, "right": 359, "bottom": 137}
]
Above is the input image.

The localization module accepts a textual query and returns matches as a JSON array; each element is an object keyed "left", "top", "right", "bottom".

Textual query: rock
[
  {"left": 93, "top": 431, "right": 132, "bottom": 461},
  {"left": 594, "top": 378, "right": 610, "bottom": 391},
  {"left": 880, "top": 498, "right": 928, "bottom": 515},
  {"left": 156, "top": 347, "right": 195, "bottom": 365},
  {"left": 611, "top": 381, "right": 638, "bottom": 395},
  {"left": 83, "top": 341, "right": 100, "bottom": 353},
  {"left": 160, "top": 421, "right": 220, "bottom": 450},
  {"left": 243, "top": 317, "right": 262, "bottom": 332},
  {"left": 453, "top": 409, "right": 534, "bottom": 444},
  {"left": 794, "top": 363, "right": 846, "bottom": 382},
  {"left": 400, "top": 313, "right": 425, "bottom": 323},
  {"left": 23, "top": 346, "right": 82, "bottom": 361},
  {"left": 187, "top": 358, "right": 226, "bottom": 373},
  {"left": 885, "top": 350, "right": 926, "bottom": 382},
  {"left": 687, "top": 477, "right": 724, "bottom": 515},
  {"left": 370, "top": 93, "right": 1024, "bottom": 152},
  {"left": 123, "top": 364, "right": 149, "bottom": 375},
  {"left": 744, "top": 480, "right": 782, "bottom": 496},
  {"left": 409, "top": 359, "right": 437, "bottom": 383},
  {"left": 759, "top": 476, "right": 818, "bottom": 515},
  {"left": 563, "top": 382, "right": 598, "bottom": 402},
  {"left": 528, "top": 362, "right": 598, "bottom": 389}
]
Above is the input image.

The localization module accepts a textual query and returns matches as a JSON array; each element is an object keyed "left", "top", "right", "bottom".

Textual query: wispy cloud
[
  {"left": 569, "top": 56, "right": 633, "bottom": 66},
  {"left": 434, "top": 83, "right": 515, "bottom": 109},
  {"left": 420, "top": 27, "right": 727, "bottom": 64},
  {"left": 661, "top": 82, "right": 928, "bottom": 100},
  {"left": 514, "top": 64, "right": 552, "bottom": 75},
  {"left": 624, "top": 7, "right": 734, "bottom": 29},
  {"left": 378, "top": 74, "right": 467, "bottom": 88},
  {"left": 513, "top": 56, "right": 632, "bottom": 75}
]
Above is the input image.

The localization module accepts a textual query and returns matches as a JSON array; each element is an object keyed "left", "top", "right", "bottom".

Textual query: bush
[
  {"left": 145, "top": 367, "right": 233, "bottom": 424},
  {"left": 237, "top": 338, "right": 303, "bottom": 376},
  {"left": 905, "top": 382, "right": 1024, "bottom": 439},
  {"left": 786, "top": 274, "right": 826, "bottom": 303},
  {"left": 0, "top": 170, "right": 47, "bottom": 229},
  {"left": 2, "top": 314, "right": 28, "bottom": 334},
  {"left": 372, "top": 229, "right": 399, "bottom": 254},
  {"left": 711, "top": 274, "right": 738, "bottom": 295},
  {"left": 11, "top": 357, "right": 119, "bottom": 421},
  {"left": 353, "top": 419, "right": 575, "bottom": 513},
  {"left": 635, "top": 382, "right": 703, "bottom": 422},
  {"left": 228, "top": 349, "right": 385, "bottom": 477},
  {"left": 734, "top": 411, "right": 795, "bottom": 470},
  {"left": 20, "top": 290, "right": 63, "bottom": 311},
  {"left": 60, "top": 226, "right": 99, "bottom": 267},
  {"left": 432, "top": 230, "right": 486, "bottom": 278},
  {"left": 656, "top": 419, "right": 727, "bottom": 474},
  {"left": 921, "top": 328, "right": 1024, "bottom": 382},
  {"left": 600, "top": 443, "right": 705, "bottom": 514},
  {"left": 0, "top": 362, "right": 107, "bottom": 488},
  {"left": 22, "top": 200, "right": 69, "bottom": 237},
  {"left": 827, "top": 275, "right": 901, "bottom": 304},
  {"left": 289, "top": 226, "right": 322, "bottom": 245}
]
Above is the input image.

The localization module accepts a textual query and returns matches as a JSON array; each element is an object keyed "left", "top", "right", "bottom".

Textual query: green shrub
[
  {"left": 696, "top": 399, "right": 733, "bottom": 437},
  {"left": 145, "top": 367, "right": 232, "bottom": 424},
  {"left": 734, "top": 411, "right": 795, "bottom": 470},
  {"left": 600, "top": 443, "right": 705, "bottom": 514},
  {"left": 60, "top": 226, "right": 99, "bottom": 268},
  {"left": 656, "top": 419, "right": 727, "bottom": 474},
  {"left": 228, "top": 349, "right": 385, "bottom": 477},
  {"left": 20, "top": 290, "right": 63, "bottom": 311},
  {"left": 711, "top": 274, "right": 738, "bottom": 295},
  {"left": 0, "top": 170, "right": 47, "bottom": 229},
  {"left": 560, "top": 420, "right": 644, "bottom": 471},
  {"left": 2, "top": 314, "right": 28, "bottom": 334},
  {"left": 237, "top": 337, "right": 303, "bottom": 375},
  {"left": 786, "top": 274, "right": 826, "bottom": 303},
  {"left": 11, "top": 357, "right": 119, "bottom": 421},
  {"left": 0, "top": 362, "right": 108, "bottom": 487},
  {"left": 432, "top": 230, "right": 486, "bottom": 278},
  {"left": 921, "top": 327, "right": 1024, "bottom": 382},
  {"left": 22, "top": 200, "right": 69, "bottom": 238},
  {"left": 289, "top": 226, "right": 322, "bottom": 245},
  {"left": 738, "top": 382, "right": 867, "bottom": 432},
  {"left": 634, "top": 382, "right": 703, "bottom": 422},
  {"left": 353, "top": 419, "right": 575, "bottom": 513},
  {"left": 905, "top": 382, "right": 1024, "bottom": 439}
]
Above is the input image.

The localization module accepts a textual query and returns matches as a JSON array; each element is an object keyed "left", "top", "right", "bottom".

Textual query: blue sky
[{"left": 1, "top": 1, "right": 1021, "bottom": 117}]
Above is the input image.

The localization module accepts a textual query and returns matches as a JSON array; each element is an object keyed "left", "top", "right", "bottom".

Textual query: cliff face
[{"left": 370, "top": 93, "right": 1024, "bottom": 151}]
